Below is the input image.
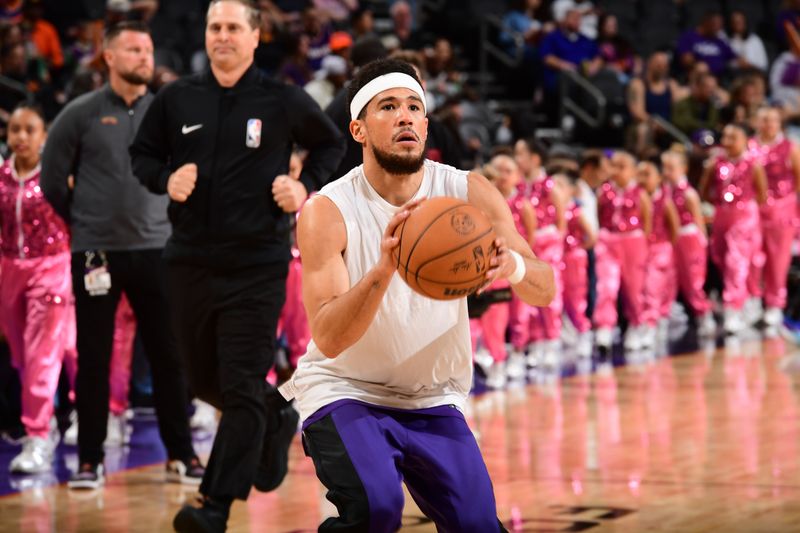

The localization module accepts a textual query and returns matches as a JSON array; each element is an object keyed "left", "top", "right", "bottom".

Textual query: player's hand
[
  {"left": 167, "top": 163, "right": 197, "bottom": 203},
  {"left": 376, "top": 198, "right": 425, "bottom": 277},
  {"left": 272, "top": 175, "right": 308, "bottom": 213},
  {"left": 477, "top": 237, "right": 515, "bottom": 294}
]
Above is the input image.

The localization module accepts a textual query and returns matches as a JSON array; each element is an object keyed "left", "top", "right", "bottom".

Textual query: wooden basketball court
[{"left": 3, "top": 338, "right": 800, "bottom": 532}]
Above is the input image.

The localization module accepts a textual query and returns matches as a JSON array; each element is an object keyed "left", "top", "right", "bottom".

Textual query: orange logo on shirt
[{"left": 100, "top": 116, "right": 118, "bottom": 125}]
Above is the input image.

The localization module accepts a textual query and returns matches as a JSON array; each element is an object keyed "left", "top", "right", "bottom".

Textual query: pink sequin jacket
[{"left": 0, "top": 158, "right": 70, "bottom": 259}]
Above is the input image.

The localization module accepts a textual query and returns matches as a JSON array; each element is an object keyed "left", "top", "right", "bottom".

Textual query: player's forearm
[
  {"left": 311, "top": 264, "right": 394, "bottom": 358},
  {"left": 511, "top": 256, "right": 555, "bottom": 307}
]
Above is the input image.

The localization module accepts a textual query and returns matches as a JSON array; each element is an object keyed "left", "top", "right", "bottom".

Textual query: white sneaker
[
  {"left": 526, "top": 341, "right": 544, "bottom": 368},
  {"left": 506, "top": 352, "right": 526, "bottom": 381},
  {"left": 63, "top": 411, "right": 78, "bottom": 446},
  {"left": 638, "top": 326, "right": 657, "bottom": 350},
  {"left": 595, "top": 328, "right": 614, "bottom": 349},
  {"left": 743, "top": 297, "right": 763, "bottom": 327},
  {"left": 9, "top": 436, "right": 55, "bottom": 474},
  {"left": 724, "top": 308, "right": 745, "bottom": 335},
  {"left": 190, "top": 400, "right": 218, "bottom": 433},
  {"left": 486, "top": 361, "right": 507, "bottom": 389},
  {"left": 105, "top": 412, "right": 131, "bottom": 447},
  {"left": 473, "top": 348, "right": 494, "bottom": 375},
  {"left": 624, "top": 325, "right": 644, "bottom": 351},
  {"left": 541, "top": 339, "right": 561, "bottom": 371},
  {"left": 764, "top": 307, "right": 783, "bottom": 327},
  {"left": 577, "top": 331, "right": 593, "bottom": 359},
  {"left": 697, "top": 312, "right": 716, "bottom": 337}
]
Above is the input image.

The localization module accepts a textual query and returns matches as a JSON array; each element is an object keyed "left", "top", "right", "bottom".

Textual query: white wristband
[{"left": 507, "top": 249, "right": 526, "bottom": 285}]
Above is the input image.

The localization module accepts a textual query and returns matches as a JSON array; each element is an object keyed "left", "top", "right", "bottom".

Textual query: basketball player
[
  {"left": 279, "top": 58, "right": 555, "bottom": 532},
  {"left": 747, "top": 107, "right": 800, "bottom": 334}
]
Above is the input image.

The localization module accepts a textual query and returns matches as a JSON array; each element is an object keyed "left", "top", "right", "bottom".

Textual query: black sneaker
[
  {"left": 173, "top": 500, "right": 229, "bottom": 533},
  {"left": 68, "top": 462, "right": 105, "bottom": 490},
  {"left": 253, "top": 403, "right": 299, "bottom": 492},
  {"left": 166, "top": 457, "right": 205, "bottom": 485}
]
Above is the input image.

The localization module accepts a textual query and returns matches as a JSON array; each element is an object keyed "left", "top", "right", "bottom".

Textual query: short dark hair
[
  {"left": 517, "top": 136, "right": 549, "bottom": 164},
  {"left": 207, "top": 0, "right": 260, "bottom": 30},
  {"left": 103, "top": 20, "right": 150, "bottom": 48},
  {"left": 727, "top": 121, "right": 754, "bottom": 137},
  {"left": 11, "top": 102, "right": 45, "bottom": 123},
  {"left": 347, "top": 58, "right": 422, "bottom": 120},
  {"left": 580, "top": 149, "right": 604, "bottom": 170}
]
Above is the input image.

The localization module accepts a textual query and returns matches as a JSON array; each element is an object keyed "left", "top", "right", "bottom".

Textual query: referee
[{"left": 129, "top": 1, "right": 344, "bottom": 530}]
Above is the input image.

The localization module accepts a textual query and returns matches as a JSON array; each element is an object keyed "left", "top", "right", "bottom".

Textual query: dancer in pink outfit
[
  {"left": 699, "top": 123, "right": 767, "bottom": 333},
  {"left": 555, "top": 173, "right": 596, "bottom": 359},
  {"left": 514, "top": 138, "right": 566, "bottom": 372},
  {"left": 638, "top": 162, "right": 678, "bottom": 349},
  {"left": 747, "top": 107, "right": 800, "bottom": 332},
  {"left": 0, "top": 105, "right": 71, "bottom": 474},
  {"left": 593, "top": 151, "right": 652, "bottom": 356},
  {"left": 278, "top": 152, "right": 311, "bottom": 374},
  {"left": 479, "top": 155, "right": 535, "bottom": 384},
  {"left": 661, "top": 150, "right": 716, "bottom": 336}
]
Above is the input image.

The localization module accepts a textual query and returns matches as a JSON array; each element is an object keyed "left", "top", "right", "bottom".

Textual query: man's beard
[
  {"left": 372, "top": 144, "right": 425, "bottom": 175},
  {"left": 119, "top": 68, "right": 152, "bottom": 86}
]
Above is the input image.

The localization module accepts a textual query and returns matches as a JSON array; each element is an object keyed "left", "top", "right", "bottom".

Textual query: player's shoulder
[
  {"left": 319, "top": 166, "right": 362, "bottom": 197},
  {"left": 426, "top": 159, "right": 468, "bottom": 180}
]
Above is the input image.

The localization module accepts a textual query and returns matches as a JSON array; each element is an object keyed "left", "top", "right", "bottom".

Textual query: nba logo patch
[{"left": 246, "top": 118, "right": 262, "bottom": 148}]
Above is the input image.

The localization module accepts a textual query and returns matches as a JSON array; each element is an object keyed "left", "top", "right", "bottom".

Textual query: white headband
[{"left": 349, "top": 72, "right": 426, "bottom": 121}]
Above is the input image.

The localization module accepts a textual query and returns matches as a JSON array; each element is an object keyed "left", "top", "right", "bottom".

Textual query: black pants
[
  {"left": 72, "top": 249, "right": 195, "bottom": 465},
  {"left": 167, "top": 262, "right": 287, "bottom": 501}
]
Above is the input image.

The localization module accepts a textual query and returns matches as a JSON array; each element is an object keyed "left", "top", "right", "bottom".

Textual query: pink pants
[
  {"left": 279, "top": 256, "right": 310, "bottom": 368},
  {"left": 747, "top": 194, "right": 797, "bottom": 309},
  {"left": 563, "top": 247, "right": 591, "bottom": 333},
  {"left": 62, "top": 293, "right": 137, "bottom": 415},
  {"left": 711, "top": 202, "right": 761, "bottom": 310},
  {"left": 109, "top": 294, "right": 136, "bottom": 415},
  {"left": 593, "top": 231, "right": 648, "bottom": 328},
  {"left": 643, "top": 241, "right": 675, "bottom": 326},
  {"left": 674, "top": 229, "right": 712, "bottom": 316},
  {"left": 529, "top": 230, "right": 564, "bottom": 341},
  {"left": 0, "top": 253, "right": 73, "bottom": 438},
  {"left": 470, "top": 301, "right": 510, "bottom": 363}
]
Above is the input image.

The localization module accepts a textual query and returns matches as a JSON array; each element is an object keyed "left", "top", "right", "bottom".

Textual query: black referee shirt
[{"left": 130, "top": 64, "right": 345, "bottom": 268}]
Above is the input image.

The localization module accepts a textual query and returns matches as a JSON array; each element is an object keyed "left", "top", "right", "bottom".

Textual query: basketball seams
[
  {"left": 413, "top": 227, "right": 495, "bottom": 289},
  {"left": 402, "top": 201, "right": 464, "bottom": 273}
]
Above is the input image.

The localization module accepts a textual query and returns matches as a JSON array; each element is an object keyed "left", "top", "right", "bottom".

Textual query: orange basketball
[{"left": 392, "top": 197, "right": 497, "bottom": 300}]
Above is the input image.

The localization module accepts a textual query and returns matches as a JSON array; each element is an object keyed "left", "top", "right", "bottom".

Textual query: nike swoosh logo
[{"left": 181, "top": 124, "right": 203, "bottom": 134}]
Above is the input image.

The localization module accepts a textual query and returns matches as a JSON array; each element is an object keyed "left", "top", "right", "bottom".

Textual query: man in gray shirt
[{"left": 41, "top": 21, "right": 202, "bottom": 490}]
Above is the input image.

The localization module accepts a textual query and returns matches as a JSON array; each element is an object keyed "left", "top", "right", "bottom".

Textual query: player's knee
[{"left": 365, "top": 487, "right": 404, "bottom": 532}]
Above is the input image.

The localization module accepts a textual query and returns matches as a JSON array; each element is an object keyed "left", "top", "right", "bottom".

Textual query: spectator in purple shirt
[{"left": 676, "top": 12, "right": 737, "bottom": 77}]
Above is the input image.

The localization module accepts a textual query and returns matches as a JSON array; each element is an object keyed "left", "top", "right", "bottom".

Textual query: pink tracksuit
[
  {"left": 507, "top": 192, "right": 534, "bottom": 351},
  {"left": 0, "top": 159, "right": 72, "bottom": 439},
  {"left": 279, "top": 248, "right": 310, "bottom": 368},
  {"left": 671, "top": 178, "right": 712, "bottom": 316},
  {"left": 593, "top": 181, "right": 648, "bottom": 329},
  {"left": 278, "top": 201, "right": 312, "bottom": 368},
  {"left": 747, "top": 135, "right": 797, "bottom": 309},
  {"left": 512, "top": 176, "right": 564, "bottom": 345},
  {"left": 643, "top": 185, "right": 675, "bottom": 326},
  {"left": 708, "top": 154, "right": 762, "bottom": 310},
  {"left": 563, "top": 201, "right": 591, "bottom": 333},
  {"left": 469, "top": 278, "right": 511, "bottom": 363}
]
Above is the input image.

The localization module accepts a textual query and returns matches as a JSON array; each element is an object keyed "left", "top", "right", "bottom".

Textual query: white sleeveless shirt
[{"left": 279, "top": 160, "right": 473, "bottom": 422}]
